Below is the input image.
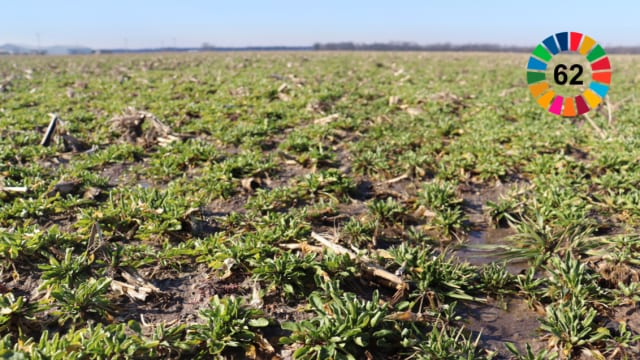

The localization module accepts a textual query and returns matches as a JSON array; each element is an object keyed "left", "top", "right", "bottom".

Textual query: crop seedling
[
  {"left": 251, "top": 251, "right": 318, "bottom": 300},
  {"left": 367, "top": 197, "right": 406, "bottom": 224},
  {"left": 539, "top": 297, "right": 610, "bottom": 357},
  {"left": 188, "top": 295, "right": 269, "bottom": 356},
  {"left": 51, "top": 277, "right": 112, "bottom": 325},
  {"left": 0, "top": 293, "right": 42, "bottom": 338},
  {"left": 280, "top": 291, "right": 402, "bottom": 359}
]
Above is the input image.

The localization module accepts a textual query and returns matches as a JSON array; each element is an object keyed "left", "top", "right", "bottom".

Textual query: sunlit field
[{"left": 1, "top": 51, "right": 640, "bottom": 359}]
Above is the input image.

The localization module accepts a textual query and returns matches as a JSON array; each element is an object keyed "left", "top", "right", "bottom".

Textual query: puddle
[
  {"left": 460, "top": 297, "right": 544, "bottom": 358},
  {"left": 455, "top": 182, "right": 531, "bottom": 274},
  {"left": 455, "top": 227, "right": 529, "bottom": 274}
]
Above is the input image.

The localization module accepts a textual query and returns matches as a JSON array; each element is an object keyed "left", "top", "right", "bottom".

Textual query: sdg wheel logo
[{"left": 527, "top": 32, "right": 611, "bottom": 116}]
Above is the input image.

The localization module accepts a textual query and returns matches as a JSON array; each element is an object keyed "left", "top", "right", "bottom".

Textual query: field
[{"left": 1, "top": 51, "right": 640, "bottom": 359}]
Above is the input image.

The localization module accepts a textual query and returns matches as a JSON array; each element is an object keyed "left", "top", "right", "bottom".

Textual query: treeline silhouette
[{"left": 313, "top": 42, "right": 640, "bottom": 54}]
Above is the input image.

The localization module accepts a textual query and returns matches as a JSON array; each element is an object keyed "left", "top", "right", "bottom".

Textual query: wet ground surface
[
  {"left": 456, "top": 227, "right": 529, "bottom": 274},
  {"left": 461, "top": 297, "right": 544, "bottom": 359}
]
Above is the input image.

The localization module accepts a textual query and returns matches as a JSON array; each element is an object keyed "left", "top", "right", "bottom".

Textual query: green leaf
[
  {"left": 293, "top": 345, "right": 312, "bottom": 358},
  {"left": 128, "top": 320, "right": 142, "bottom": 334},
  {"left": 143, "top": 340, "right": 160, "bottom": 348},
  {"left": 283, "top": 283, "right": 294, "bottom": 295},
  {"left": 280, "top": 321, "right": 300, "bottom": 332},
  {"left": 370, "top": 311, "right": 384, "bottom": 327},
  {"left": 504, "top": 342, "right": 519, "bottom": 355},
  {"left": 329, "top": 336, "right": 343, "bottom": 343},
  {"left": 395, "top": 301, "right": 411, "bottom": 311},
  {"left": 372, "top": 329, "right": 394, "bottom": 338},
  {"left": 309, "top": 294, "right": 325, "bottom": 314},
  {"left": 342, "top": 328, "right": 362, "bottom": 339},
  {"left": 248, "top": 318, "right": 269, "bottom": 327},
  {"left": 353, "top": 335, "right": 367, "bottom": 347}
]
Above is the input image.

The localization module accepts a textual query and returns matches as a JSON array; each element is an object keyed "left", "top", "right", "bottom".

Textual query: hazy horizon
[{"left": 4, "top": 1, "right": 639, "bottom": 49}]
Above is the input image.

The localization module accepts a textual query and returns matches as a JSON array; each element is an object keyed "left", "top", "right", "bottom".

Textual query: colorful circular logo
[{"left": 527, "top": 32, "right": 611, "bottom": 116}]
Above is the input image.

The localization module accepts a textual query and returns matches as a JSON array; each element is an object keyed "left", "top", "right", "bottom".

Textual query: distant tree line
[{"left": 313, "top": 42, "right": 640, "bottom": 53}]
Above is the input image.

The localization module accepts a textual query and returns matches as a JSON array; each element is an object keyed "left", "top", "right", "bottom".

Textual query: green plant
[
  {"left": 341, "top": 218, "right": 377, "bottom": 247},
  {"left": 500, "top": 214, "right": 593, "bottom": 267},
  {"left": 417, "top": 180, "right": 461, "bottom": 211},
  {"left": 188, "top": 295, "right": 269, "bottom": 356},
  {"left": 280, "top": 291, "right": 400, "bottom": 359},
  {"left": 352, "top": 147, "right": 390, "bottom": 177},
  {"left": 543, "top": 253, "right": 603, "bottom": 304},
  {"left": 409, "top": 324, "right": 484, "bottom": 360},
  {"left": 5, "top": 49, "right": 640, "bottom": 358},
  {"left": 51, "top": 277, "right": 112, "bottom": 324},
  {"left": 367, "top": 197, "right": 406, "bottom": 224},
  {"left": 0, "top": 225, "right": 58, "bottom": 267},
  {"left": 279, "top": 130, "right": 335, "bottom": 166},
  {"left": 417, "top": 180, "right": 468, "bottom": 237},
  {"left": 505, "top": 342, "right": 559, "bottom": 360},
  {"left": 251, "top": 251, "right": 318, "bottom": 300},
  {"left": 485, "top": 196, "right": 523, "bottom": 227},
  {"left": 0, "top": 293, "right": 42, "bottom": 337},
  {"left": 479, "top": 261, "right": 514, "bottom": 296},
  {"left": 296, "top": 169, "right": 356, "bottom": 201},
  {"left": 539, "top": 298, "right": 609, "bottom": 357},
  {"left": 430, "top": 207, "right": 467, "bottom": 238},
  {"left": 39, "top": 247, "right": 92, "bottom": 287},
  {"left": 391, "top": 244, "right": 482, "bottom": 309},
  {"left": 245, "top": 186, "right": 299, "bottom": 214},
  {"left": 607, "top": 321, "right": 640, "bottom": 358},
  {"left": 515, "top": 268, "right": 546, "bottom": 305}
]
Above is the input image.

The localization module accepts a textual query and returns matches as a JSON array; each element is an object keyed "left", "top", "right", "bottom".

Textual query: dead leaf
[
  {"left": 109, "top": 107, "right": 178, "bottom": 146},
  {"left": 111, "top": 267, "right": 159, "bottom": 301},
  {"left": 218, "top": 258, "right": 237, "bottom": 280},
  {"left": 249, "top": 281, "right": 263, "bottom": 308},
  {"left": 241, "top": 177, "right": 261, "bottom": 192},
  {"left": 405, "top": 107, "right": 422, "bottom": 117},
  {"left": 255, "top": 334, "right": 275, "bottom": 354},
  {"left": 83, "top": 187, "right": 101, "bottom": 200},
  {"left": 230, "top": 87, "right": 248, "bottom": 97},
  {"left": 413, "top": 205, "right": 436, "bottom": 218},
  {"left": 313, "top": 113, "right": 339, "bottom": 125}
]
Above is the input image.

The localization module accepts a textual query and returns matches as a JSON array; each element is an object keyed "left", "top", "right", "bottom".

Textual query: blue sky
[{"left": 2, "top": 1, "right": 638, "bottom": 48}]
